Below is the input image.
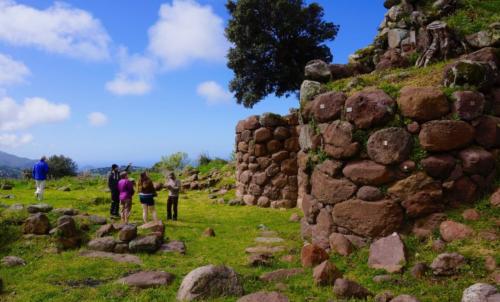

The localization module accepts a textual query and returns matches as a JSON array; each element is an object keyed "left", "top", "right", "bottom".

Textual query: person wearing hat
[
  {"left": 32, "top": 156, "right": 49, "bottom": 201},
  {"left": 117, "top": 171, "right": 135, "bottom": 224},
  {"left": 166, "top": 172, "right": 181, "bottom": 221},
  {"left": 107, "top": 163, "right": 131, "bottom": 218}
]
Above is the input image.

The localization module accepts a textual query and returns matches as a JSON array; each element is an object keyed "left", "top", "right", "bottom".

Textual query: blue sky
[{"left": 0, "top": 0, "right": 385, "bottom": 167}]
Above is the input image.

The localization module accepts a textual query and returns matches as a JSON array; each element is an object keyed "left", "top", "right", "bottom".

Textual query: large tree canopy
[
  {"left": 225, "top": 0, "right": 339, "bottom": 108},
  {"left": 46, "top": 155, "right": 78, "bottom": 179}
]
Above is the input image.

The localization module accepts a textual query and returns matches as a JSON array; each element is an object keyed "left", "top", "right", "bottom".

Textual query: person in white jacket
[{"left": 166, "top": 172, "right": 181, "bottom": 221}]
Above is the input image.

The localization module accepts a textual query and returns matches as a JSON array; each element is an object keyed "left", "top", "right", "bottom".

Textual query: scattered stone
[
  {"left": 491, "top": 189, "right": 500, "bottom": 207},
  {"left": 88, "top": 236, "right": 116, "bottom": 252},
  {"left": 374, "top": 291, "right": 394, "bottom": 302},
  {"left": 344, "top": 234, "right": 369, "bottom": 248},
  {"left": 245, "top": 246, "right": 286, "bottom": 254},
  {"left": 462, "top": 209, "right": 481, "bottom": 221},
  {"left": 260, "top": 268, "right": 304, "bottom": 282},
  {"left": 255, "top": 237, "right": 284, "bottom": 244},
  {"left": 53, "top": 215, "right": 80, "bottom": 249},
  {"left": 248, "top": 253, "right": 273, "bottom": 267},
  {"left": 301, "top": 244, "right": 329, "bottom": 268},
  {"left": 23, "top": 213, "right": 50, "bottom": 235},
  {"left": 114, "top": 243, "right": 129, "bottom": 254},
  {"left": 432, "top": 239, "right": 447, "bottom": 252},
  {"left": 95, "top": 224, "right": 116, "bottom": 238},
  {"left": 117, "top": 271, "right": 175, "bottom": 288},
  {"left": 289, "top": 213, "right": 300, "bottom": 222},
  {"left": 53, "top": 208, "right": 79, "bottom": 216},
  {"left": 440, "top": 220, "right": 473, "bottom": 242},
  {"left": 313, "top": 260, "right": 343, "bottom": 286},
  {"left": 79, "top": 250, "right": 142, "bottom": 265},
  {"left": 118, "top": 224, "right": 137, "bottom": 242},
  {"left": 58, "top": 186, "right": 71, "bottom": 192},
  {"left": 430, "top": 253, "right": 465, "bottom": 276},
  {"left": 419, "top": 120, "right": 475, "bottom": 152},
  {"left": 391, "top": 295, "right": 421, "bottom": 302},
  {"left": 1, "top": 256, "right": 26, "bottom": 267},
  {"left": 129, "top": 235, "right": 161, "bottom": 253},
  {"left": 485, "top": 256, "right": 497, "bottom": 272},
  {"left": 237, "top": 291, "right": 289, "bottom": 302},
  {"left": 461, "top": 283, "right": 499, "bottom": 302},
  {"left": 412, "top": 213, "right": 447, "bottom": 239},
  {"left": 333, "top": 278, "right": 372, "bottom": 299},
  {"left": 177, "top": 265, "right": 243, "bottom": 301},
  {"left": 159, "top": 241, "right": 186, "bottom": 255},
  {"left": 203, "top": 228, "right": 216, "bottom": 237},
  {"left": 27, "top": 203, "right": 53, "bottom": 214},
  {"left": 368, "top": 233, "right": 406, "bottom": 273},
  {"left": 373, "top": 275, "right": 392, "bottom": 283},
  {"left": 411, "top": 262, "right": 428, "bottom": 278},
  {"left": 329, "top": 233, "right": 354, "bottom": 256}
]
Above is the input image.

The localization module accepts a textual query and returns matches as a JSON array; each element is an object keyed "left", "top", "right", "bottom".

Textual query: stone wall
[
  {"left": 297, "top": 46, "right": 500, "bottom": 248},
  {"left": 235, "top": 112, "right": 300, "bottom": 208}
]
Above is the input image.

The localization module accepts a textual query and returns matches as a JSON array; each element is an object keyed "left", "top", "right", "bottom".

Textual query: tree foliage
[
  {"left": 225, "top": 0, "right": 339, "bottom": 108},
  {"left": 46, "top": 155, "right": 78, "bottom": 179},
  {"left": 153, "top": 152, "right": 189, "bottom": 172}
]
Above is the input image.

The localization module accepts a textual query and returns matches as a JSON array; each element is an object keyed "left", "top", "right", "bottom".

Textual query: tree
[
  {"left": 153, "top": 152, "right": 189, "bottom": 172},
  {"left": 225, "top": 0, "right": 339, "bottom": 108},
  {"left": 46, "top": 155, "right": 78, "bottom": 179}
]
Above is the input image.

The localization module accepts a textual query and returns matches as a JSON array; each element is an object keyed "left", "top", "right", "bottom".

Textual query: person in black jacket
[{"left": 107, "top": 163, "right": 131, "bottom": 218}]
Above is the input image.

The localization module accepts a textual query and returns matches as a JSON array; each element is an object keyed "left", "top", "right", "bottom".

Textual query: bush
[
  {"left": 46, "top": 155, "right": 78, "bottom": 179},
  {"left": 153, "top": 152, "right": 189, "bottom": 173}
]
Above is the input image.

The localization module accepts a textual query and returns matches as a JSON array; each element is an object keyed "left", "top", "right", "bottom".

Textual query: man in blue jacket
[{"left": 32, "top": 156, "right": 49, "bottom": 201}]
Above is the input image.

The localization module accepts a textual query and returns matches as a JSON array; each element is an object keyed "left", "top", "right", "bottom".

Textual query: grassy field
[{"left": 0, "top": 176, "right": 498, "bottom": 302}]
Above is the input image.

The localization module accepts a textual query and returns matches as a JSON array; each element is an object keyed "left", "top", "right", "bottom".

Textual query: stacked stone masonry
[
  {"left": 297, "top": 46, "right": 500, "bottom": 245},
  {"left": 235, "top": 113, "right": 300, "bottom": 208}
]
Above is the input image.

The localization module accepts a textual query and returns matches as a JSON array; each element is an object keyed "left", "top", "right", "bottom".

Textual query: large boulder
[
  {"left": 332, "top": 199, "right": 404, "bottom": 238},
  {"left": 177, "top": 265, "right": 243, "bottom": 301},
  {"left": 117, "top": 271, "right": 175, "bottom": 288},
  {"left": 300, "top": 80, "right": 323, "bottom": 104},
  {"left": 419, "top": 120, "right": 475, "bottom": 152},
  {"left": 367, "top": 128, "right": 412, "bottom": 165},
  {"left": 343, "top": 160, "right": 394, "bottom": 186},
  {"left": 430, "top": 252, "right": 465, "bottom": 276},
  {"left": 345, "top": 88, "right": 395, "bottom": 129},
  {"left": 452, "top": 91, "right": 485, "bottom": 121},
  {"left": 443, "top": 60, "right": 496, "bottom": 90},
  {"left": 421, "top": 155, "right": 456, "bottom": 179},
  {"left": 458, "top": 147, "right": 495, "bottom": 176},
  {"left": 461, "top": 283, "right": 499, "bottom": 302},
  {"left": 305, "top": 59, "right": 331, "bottom": 82},
  {"left": 474, "top": 115, "right": 500, "bottom": 148},
  {"left": 23, "top": 213, "right": 50, "bottom": 235},
  {"left": 311, "top": 169, "right": 357, "bottom": 204},
  {"left": 329, "top": 233, "right": 354, "bottom": 256},
  {"left": 309, "top": 92, "right": 346, "bottom": 123},
  {"left": 398, "top": 87, "right": 449, "bottom": 121},
  {"left": 53, "top": 215, "right": 81, "bottom": 249},
  {"left": 119, "top": 224, "right": 138, "bottom": 242},
  {"left": 254, "top": 128, "right": 273, "bottom": 143},
  {"left": 368, "top": 233, "right": 406, "bottom": 273}
]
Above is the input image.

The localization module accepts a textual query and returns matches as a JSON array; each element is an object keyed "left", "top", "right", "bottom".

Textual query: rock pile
[
  {"left": 235, "top": 112, "right": 300, "bottom": 208},
  {"left": 298, "top": 46, "right": 500, "bottom": 242}
]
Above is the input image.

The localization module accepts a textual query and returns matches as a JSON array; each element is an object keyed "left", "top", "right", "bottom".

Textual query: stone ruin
[
  {"left": 235, "top": 112, "right": 300, "bottom": 208},
  {"left": 235, "top": 45, "right": 500, "bottom": 244}
]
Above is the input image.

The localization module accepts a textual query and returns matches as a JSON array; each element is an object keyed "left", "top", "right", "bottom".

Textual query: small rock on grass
[
  {"left": 1, "top": 256, "right": 26, "bottom": 267},
  {"left": 430, "top": 253, "right": 465, "bottom": 276},
  {"left": 461, "top": 283, "right": 499, "bottom": 302},
  {"left": 313, "top": 260, "right": 343, "bottom": 286},
  {"left": 237, "top": 291, "right": 289, "bottom": 302},
  {"left": 391, "top": 295, "right": 420, "bottom": 302},
  {"left": 374, "top": 291, "right": 394, "bottom": 302},
  {"left": 117, "top": 271, "right": 175, "bottom": 288},
  {"left": 289, "top": 213, "right": 301, "bottom": 222},
  {"left": 248, "top": 253, "right": 273, "bottom": 267},
  {"left": 260, "top": 268, "right": 304, "bottom": 282},
  {"left": 203, "top": 228, "right": 216, "bottom": 237},
  {"left": 301, "top": 244, "right": 329, "bottom": 268},
  {"left": 333, "top": 278, "right": 372, "bottom": 299},
  {"left": 462, "top": 209, "right": 481, "bottom": 221}
]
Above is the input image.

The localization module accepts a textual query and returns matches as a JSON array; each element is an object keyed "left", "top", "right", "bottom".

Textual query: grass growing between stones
[{"left": 0, "top": 178, "right": 499, "bottom": 301}]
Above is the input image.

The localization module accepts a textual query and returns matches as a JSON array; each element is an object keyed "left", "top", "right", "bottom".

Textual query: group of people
[
  {"left": 31, "top": 157, "right": 182, "bottom": 225},
  {"left": 107, "top": 164, "right": 181, "bottom": 224}
]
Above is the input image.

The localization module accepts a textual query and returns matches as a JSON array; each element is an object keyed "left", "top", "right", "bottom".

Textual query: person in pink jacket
[{"left": 117, "top": 171, "right": 135, "bottom": 224}]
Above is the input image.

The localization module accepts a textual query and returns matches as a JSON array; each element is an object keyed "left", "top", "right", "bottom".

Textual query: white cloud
[
  {"left": 0, "top": 0, "right": 111, "bottom": 61},
  {"left": 87, "top": 112, "right": 108, "bottom": 127},
  {"left": 0, "top": 53, "right": 30, "bottom": 86},
  {"left": 0, "top": 133, "right": 33, "bottom": 148},
  {"left": 197, "top": 81, "right": 232, "bottom": 105},
  {"left": 0, "top": 96, "right": 70, "bottom": 131},
  {"left": 105, "top": 47, "right": 156, "bottom": 96},
  {"left": 148, "top": 0, "right": 229, "bottom": 69}
]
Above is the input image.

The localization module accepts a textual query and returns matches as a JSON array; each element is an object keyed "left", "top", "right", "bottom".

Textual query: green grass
[
  {"left": 0, "top": 177, "right": 499, "bottom": 301},
  {"left": 445, "top": 0, "right": 500, "bottom": 37}
]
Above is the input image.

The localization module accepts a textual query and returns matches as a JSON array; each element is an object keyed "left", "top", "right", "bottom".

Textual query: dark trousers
[
  {"left": 167, "top": 196, "right": 179, "bottom": 220},
  {"left": 110, "top": 189, "right": 120, "bottom": 216}
]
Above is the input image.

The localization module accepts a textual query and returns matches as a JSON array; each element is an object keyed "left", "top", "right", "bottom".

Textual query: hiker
[
  {"left": 107, "top": 163, "right": 131, "bottom": 218},
  {"left": 117, "top": 171, "right": 135, "bottom": 224},
  {"left": 166, "top": 172, "right": 181, "bottom": 221},
  {"left": 32, "top": 156, "right": 49, "bottom": 201},
  {"left": 137, "top": 172, "right": 158, "bottom": 223}
]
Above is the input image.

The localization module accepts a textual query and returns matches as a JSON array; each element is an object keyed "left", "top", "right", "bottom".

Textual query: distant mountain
[
  {"left": 87, "top": 165, "right": 146, "bottom": 176},
  {"left": 0, "top": 150, "right": 36, "bottom": 169}
]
